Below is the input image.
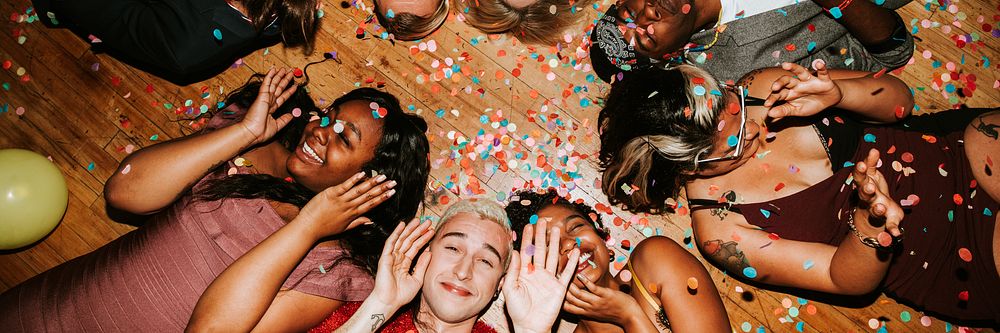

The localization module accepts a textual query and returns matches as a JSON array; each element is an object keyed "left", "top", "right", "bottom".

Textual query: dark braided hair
[{"left": 504, "top": 188, "right": 609, "bottom": 249}]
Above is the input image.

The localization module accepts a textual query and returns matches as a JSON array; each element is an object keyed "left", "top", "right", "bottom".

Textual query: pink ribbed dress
[{"left": 0, "top": 165, "right": 375, "bottom": 332}]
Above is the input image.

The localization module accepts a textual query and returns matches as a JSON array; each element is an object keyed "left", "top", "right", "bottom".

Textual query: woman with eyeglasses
[{"left": 597, "top": 61, "right": 1000, "bottom": 325}]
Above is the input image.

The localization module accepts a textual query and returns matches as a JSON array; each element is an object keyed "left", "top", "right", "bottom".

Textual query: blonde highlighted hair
[
  {"left": 437, "top": 198, "right": 514, "bottom": 267},
  {"left": 597, "top": 65, "right": 726, "bottom": 213},
  {"left": 374, "top": 0, "right": 450, "bottom": 41},
  {"left": 453, "top": 0, "right": 595, "bottom": 45}
]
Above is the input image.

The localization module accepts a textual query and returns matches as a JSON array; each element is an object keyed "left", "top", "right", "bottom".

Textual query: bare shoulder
[{"left": 631, "top": 236, "right": 704, "bottom": 277}]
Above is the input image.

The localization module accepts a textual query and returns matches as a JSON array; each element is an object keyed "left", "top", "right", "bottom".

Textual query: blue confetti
[
  {"left": 875, "top": 0, "right": 885, "bottom": 4},
  {"left": 807, "top": 41, "right": 816, "bottom": 52},
  {"left": 87, "top": 162, "right": 95, "bottom": 171},
  {"left": 760, "top": 209, "right": 771, "bottom": 218},
  {"left": 743, "top": 266, "right": 758, "bottom": 279},
  {"left": 529, "top": 214, "right": 538, "bottom": 224},
  {"left": 320, "top": 117, "right": 330, "bottom": 127},
  {"left": 693, "top": 85, "right": 706, "bottom": 96},
  {"left": 727, "top": 135, "right": 740, "bottom": 147},
  {"left": 985, "top": 208, "right": 993, "bottom": 216},
  {"left": 386, "top": 8, "right": 395, "bottom": 18},
  {"left": 803, "top": 260, "right": 814, "bottom": 270},
  {"left": 863, "top": 133, "right": 876, "bottom": 143},
  {"left": 829, "top": 7, "right": 842, "bottom": 19},
  {"left": 795, "top": 322, "right": 805, "bottom": 332},
  {"left": 212, "top": 28, "right": 222, "bottom": 40}
]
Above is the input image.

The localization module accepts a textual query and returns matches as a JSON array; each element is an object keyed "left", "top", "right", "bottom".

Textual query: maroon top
[
  {"left": 694, "top": 109, "right": 1000, "bottom": 323},
  {"left": 0, "top": 109, "right": 375, "bottom": 332}
]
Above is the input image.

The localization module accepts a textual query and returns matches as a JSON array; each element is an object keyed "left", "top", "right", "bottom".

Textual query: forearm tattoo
[
  {"left": 974, "top": 115, "right": 999, "bottom": 140},
  {"left": 737, "top": 68, "right": 765, "bottom": 88},
  {"left": 702, "top": 239, "right": 751, "bottom": 275},
  {"left": 370, "top": 313, "right": 385, "bottom": 332}
]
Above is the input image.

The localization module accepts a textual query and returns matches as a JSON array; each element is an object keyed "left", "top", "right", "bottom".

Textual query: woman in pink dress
[{"left": 0, "top": 68, "right": 431, "bottom": 332}]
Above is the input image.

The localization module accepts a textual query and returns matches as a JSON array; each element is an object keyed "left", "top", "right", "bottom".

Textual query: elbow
[
  {"left": 103, "top": 178, "right": 161, "bottom": 216},
  {"left": 830, "top": 276, "right": 881, "bottom": 296}
]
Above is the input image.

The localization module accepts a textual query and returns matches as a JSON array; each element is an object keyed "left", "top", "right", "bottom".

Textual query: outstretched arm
[
  {"left": 755, "top": 62, "right": 913, "bottom": 124},
  {"left": 693, "top": 149, "right": 904, "bottom": 295},
  {"left": 104, "top": 69, "right": 298, "bottom": 215},
  {"left": 187, "top": 173, "right": 396, "bottom": 333}
]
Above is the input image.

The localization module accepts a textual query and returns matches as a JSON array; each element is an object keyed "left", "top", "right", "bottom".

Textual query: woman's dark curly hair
[
  {"left": 195, "top": 78, "right": 431, "bottom": 275},
  {"left": 598, "top": 65, "right": 722, "bottom": 214},
  {"left": 504, "top": 188, "right": 609, "bottom": 249}
]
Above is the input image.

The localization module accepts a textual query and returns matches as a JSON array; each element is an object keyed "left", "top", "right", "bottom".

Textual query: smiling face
[
  {"left": 535, "top": 205, "right": 612, "bottom": 287},
  {"left": 615, "top": 0, "right": 697, "bottom": 60},
  {"left": 420, "top": 213, "right": 512, "bottom": 323},
  {"left": 286, "top": 99, "right": 383, "bottom": 192}
]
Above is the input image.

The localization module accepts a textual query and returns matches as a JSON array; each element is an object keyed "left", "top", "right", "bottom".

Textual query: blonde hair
[
  {"left": 437, "top": 198, "right": 514, "bottom": 266},
  {"left": 453, "top": 0, "right": 595, "bottom": 45},
  {"left": 375, "top": 0, "right": 450, "bottom": 41},
  {"left": 598, "top": 65, "right": 725, "bottom": 213}
]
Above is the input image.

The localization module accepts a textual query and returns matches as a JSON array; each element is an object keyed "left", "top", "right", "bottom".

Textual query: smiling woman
[
  {"left": 0, "top": 69, "right": 432, "bottom": 332},
  {"left": 505, "top": 189, "right": 731, "bottom": 332}
]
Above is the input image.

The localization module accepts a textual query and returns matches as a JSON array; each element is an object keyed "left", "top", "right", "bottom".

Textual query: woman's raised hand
[
  {"left": 239, "top": 68, "right": 299, "bottom": 146},
  {"left": 852, "top": 148, "right": 905, "bottom": 238},
  {"left": 294, "top": 171, "right": 397, "bottom": 240},
  {"left": 370, "top": 220, "right": 434, "bottom": 310},
  {"left": 563, "top": 274, "right": 642, "bottom": 326},
  {"left": 505, "top": 217, "right": 581, "bottom": 333},
  {"left": 764, "top": 61, "right": 843, "bottom": 120}
]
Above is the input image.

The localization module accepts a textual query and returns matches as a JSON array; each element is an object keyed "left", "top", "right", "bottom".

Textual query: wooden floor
[{"left": 1, "top": 0, "right": 998, "bottom": 331}]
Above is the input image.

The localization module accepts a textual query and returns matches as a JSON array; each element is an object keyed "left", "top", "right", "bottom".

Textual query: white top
[{"left": 718, "top": 0, "right": 803, "bottom": 24}]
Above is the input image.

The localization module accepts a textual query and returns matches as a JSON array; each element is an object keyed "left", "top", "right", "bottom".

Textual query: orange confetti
[{"left": 686, "top": 277, "right": 699, "bottom": 290}]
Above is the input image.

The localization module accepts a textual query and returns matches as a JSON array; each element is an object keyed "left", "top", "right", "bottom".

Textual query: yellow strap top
[{"left": 626, "top": 260, "right": 661, "bottom": 310}]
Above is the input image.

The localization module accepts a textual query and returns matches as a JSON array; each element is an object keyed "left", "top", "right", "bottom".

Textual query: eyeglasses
[{"left": 692, "top": 85, "right": 766, "bottom": 170}]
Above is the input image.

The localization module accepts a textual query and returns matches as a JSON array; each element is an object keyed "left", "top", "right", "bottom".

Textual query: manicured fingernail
[
  {"left": 375, "top": 174, "right": 387, "bottom": 182},
  {"left": 386, "top": 189, "right": 396, "bottom": 196},
  {"left": 386, "top": 180, "right": 397, "bottom": 188}
]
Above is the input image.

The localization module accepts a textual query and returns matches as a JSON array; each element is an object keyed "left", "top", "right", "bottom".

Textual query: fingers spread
[
  {"left": 533, "top": 216, "right": 548, "bottom": 269},
  {"left": 545, "top": 228, "right": 561, "bottom": 273},
  {"left": 558, "top": 248, "right": 580, "bottom": 286},
  {"left": 381, "top": 222, "right": 406, "bottom": 259}
]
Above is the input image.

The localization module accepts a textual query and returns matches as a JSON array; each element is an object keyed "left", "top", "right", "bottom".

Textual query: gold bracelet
[{"left": 844, "top": 206, "right": 901, "bottom": 249}]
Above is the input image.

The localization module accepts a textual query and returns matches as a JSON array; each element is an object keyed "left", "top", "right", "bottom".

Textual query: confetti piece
[
  {"left": 958, "top": 248, "right": 972, "bottom": 262},
  {"left": 803, "top": 260, "right": 814, "bottom": 270},
  {"left": 829, "top": 7, "right": 842, "bottom": 19},
  {"left": 867, "top": 318, "right": 879, "bottom": 329},
  {"left": 774, "top": 182, "right": 785, "bottom": 191},
  {"left": 121, "top": 164, "right": 131, "bottom": 175},
  {"left": 681, "top": 3, "right": 691, "bottom": 14},
  {"left": 693, "top": 85, "right": 706, "bottom": 96},
  {"left": 333, "top": 122, "right": 345, "bottom": 133},
  {"left": 318, "top": 264, "right": 326, "bottom": 274},
  {"left": 150, "top": 134, "right": 159, "bottom": 141},
  {"left": 213, "top": 28, "right": 222, "bottom": 40},
  {"left": 920, "top": 316, "right": 932, "bottom": 326},
  {"left": 386, "top": 8, "right": 395, "bottom": 18},
  {"left": 620, "top": 269, "right": 632, "bottom": 282},
  {"left": 759, "top": 209, "right": 771, "bottom": 218},
  {"left": 87, "top": 162, "right": 95, "bottom": 171},
  {"left": 863, "top": 133, "right": 876, "bottom": 142},
  {"left": 742, "top": 266, "right": 758, "bottom": 279},
  {"left": 529, "top": 214, "right": 538, "bottom": 224},
  {"left": 292, "top": 108, "right": 302, "bottom": 117},
  {"left": 958, "top": 290, "right": 968, "bottom": 301},
  {"left": 686, "top": 277, "right": 699, "bottom": 290},
  {"left": 877, "top": 232, "right": 892, "bottom": 247}
]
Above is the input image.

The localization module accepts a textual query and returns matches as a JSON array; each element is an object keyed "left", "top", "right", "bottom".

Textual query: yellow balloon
[{"left": 0, "top": 149, "right": 68, "bottom": 250}]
